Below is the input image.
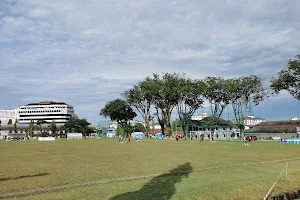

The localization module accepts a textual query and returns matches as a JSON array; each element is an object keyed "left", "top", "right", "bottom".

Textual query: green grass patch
[{"left": 0, "top": 139, "right": 299, "bottom": 199}]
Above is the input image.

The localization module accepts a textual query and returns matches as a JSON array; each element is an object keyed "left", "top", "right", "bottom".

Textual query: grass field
[{"left": 0, "top": 138, "right": 299, "bottom": 200}]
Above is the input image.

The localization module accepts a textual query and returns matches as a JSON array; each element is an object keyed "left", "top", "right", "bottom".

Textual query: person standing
[
  {"left": 243, "top": 136, "right": 249, "bottom": 147},
  {"left": 176, "top": 134, "right": 179, "bottom": 142}
]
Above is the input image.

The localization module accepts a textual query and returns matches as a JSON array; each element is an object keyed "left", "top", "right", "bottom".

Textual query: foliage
[
  {"left": 13, "top": 121, "right": 18, "bottom": 133},
  {"left": 100, "top": 99, "right": 137, "bottom": 136},
  {"left": 228, "top": 75, "right": 266, "bottom": 136},
  {"left": 175, "top": 78, "right": 205, "bottom": 136},
  {"left": 123, "top": 78, "right": 155, "bottom": 134},
  {"left": 203, "top": 77, "right": 232, "bottom": 118},
  {"left": 201, "top": 115, "right": 219, "bottom": 131},
  {"left": 28, "top": 120, "right": 34, "bottom": 138},
  {"left": 150, "top": 73, "right": 184, "bottom": 135},
  {"left": 171, "top": 119, "right": 182, "bottom": 133},
  {"left": 134, "top": 123, "right": 146, "bottom": 132},
  {"left": 7, "top": 119, "right": 12, "bottom": 124},
  {"left": 61, "top": 116, "right": 91, "bottom": 136},
  {"left": 100, "top": 99, "right": 137, "bottom": 125},
  {"left": 50, "top": 120, "right": 57, "bottom": 137},
  {"left": 270, "top": 54, "right": 300, "bottom": 101}
]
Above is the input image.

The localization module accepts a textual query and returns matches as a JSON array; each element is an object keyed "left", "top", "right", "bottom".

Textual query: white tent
[{"left": 131, "top": 132, "right": 145, "bottom": 139}]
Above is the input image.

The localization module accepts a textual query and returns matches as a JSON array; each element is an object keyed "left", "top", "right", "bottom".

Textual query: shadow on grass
[
  {"left": 0, "top": 173, "right": 50, "bottom": 182},
  {"left": 110, "top": 162, "right": 193, "bottom": 200}
]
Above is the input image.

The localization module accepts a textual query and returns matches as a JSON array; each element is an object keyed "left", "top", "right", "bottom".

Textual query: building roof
[
  {"left": 246, "top": 126, "right": 297, "bottom": 133},
  {"left": 192, "top": 117, "right": 236, "bottom": 127},
  {"left": 25, "top": 101, "right": 67, "bottom": 106},
  {"left": 246, "top": 120, "right": 300, "bottom": 133},
  {"left": 257, "top": 120, "right": 300, "bottom": 126}
]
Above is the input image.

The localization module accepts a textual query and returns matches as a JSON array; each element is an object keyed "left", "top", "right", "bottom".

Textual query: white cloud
[{"left": 0, "top": 0, "right": 300, "bottom": 124}]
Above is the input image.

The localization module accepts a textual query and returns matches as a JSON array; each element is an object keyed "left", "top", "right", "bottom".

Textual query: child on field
[{"left": 243, "top": 136, "right": 249, "bottom": 147}]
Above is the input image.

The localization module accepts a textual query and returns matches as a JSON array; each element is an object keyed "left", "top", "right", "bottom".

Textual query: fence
[
  {"left": 67, "top": 133, "right": 83, "bottom": 140},
  {"left": 38, "top": 137, "right": 55, "bottom": 141}
]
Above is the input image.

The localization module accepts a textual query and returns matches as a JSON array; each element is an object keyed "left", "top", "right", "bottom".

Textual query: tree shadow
[
  {"left": 0, "top": 173, "right": 50, "bottom": 182},
  {"left": 110, "top": 162, "right": 193, "bottom": 200}
]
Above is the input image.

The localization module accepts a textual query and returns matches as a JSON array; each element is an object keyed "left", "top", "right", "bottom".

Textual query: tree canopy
[
  {"left": 100, "top": 99, "right": 137, "bottom": 124},
  {"left": 62, "top": 116, "right": 91, "bottom": 136},
  {"left": 270, "top": 54, "right": 300, "bottom": 101}
]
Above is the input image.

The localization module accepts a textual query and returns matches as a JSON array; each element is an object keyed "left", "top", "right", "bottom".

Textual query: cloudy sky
[{"left": 0, "top": 0, "right": 300, "bottom": 125}]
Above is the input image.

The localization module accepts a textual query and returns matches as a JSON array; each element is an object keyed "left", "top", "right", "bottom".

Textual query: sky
[{"left": 0, "top": 0, "right": 300, "bottom": 125}]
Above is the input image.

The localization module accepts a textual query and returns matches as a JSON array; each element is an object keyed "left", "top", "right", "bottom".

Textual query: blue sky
[{"left": 0, "top": 0, "right": 299, "bottom": 125}]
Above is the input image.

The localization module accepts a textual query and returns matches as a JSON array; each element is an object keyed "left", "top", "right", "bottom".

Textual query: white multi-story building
[
  {"left": 18, "top": 101, "right": 74, "bottom": 124},
  {"left": 244, "top": 116, "right": 265, "bottom": 126},
  {"left": 0, "top": 109, "right": 19, "bottom": 125}
]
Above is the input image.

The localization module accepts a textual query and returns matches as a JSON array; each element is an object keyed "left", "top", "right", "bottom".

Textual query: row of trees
[
  {"left": 101, "top": 74, "right": 266, "bottom": 137},
  {"left": 103, "top": 54, "right": 299, "bottom": 137},
  {"left": 8, "top": 116, "right": 95, "bottom": 138}
]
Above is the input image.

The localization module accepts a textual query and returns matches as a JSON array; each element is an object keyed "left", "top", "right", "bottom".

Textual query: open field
[{"left": 0, "top": 138, "right": 299, "bottom": 200}]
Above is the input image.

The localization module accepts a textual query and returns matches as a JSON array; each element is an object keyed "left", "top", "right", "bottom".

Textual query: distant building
[
  {"left": 191, "top": 113, "right": 208, "bottom": 121},
  {"left": 291, "top": 116, "right": 300, "bottom": 121},
  {"left": 18, "top": 101, "right": 74, "bottom": 124},
  {"left": 244, "top": 116, "right": 265, "bottom": 126},
  {"left": 0, "top": 109, "right": 19, "bottom": 125},
  {"left": 190, "top": 117, "right": 239, "bottom": 140}
]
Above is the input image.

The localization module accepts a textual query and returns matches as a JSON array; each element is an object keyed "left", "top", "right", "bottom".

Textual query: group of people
[{"left": 119, "top": 134, "right": 131, "bottom": 144}]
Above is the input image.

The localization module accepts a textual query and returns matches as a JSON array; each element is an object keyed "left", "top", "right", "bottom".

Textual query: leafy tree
[
  {"left": 28, "top": 120, "right": 34, "bottom": 138},
  {"left": 202, "top": 77, "right": 233, "bottom": 130},
  {"left": 13, "top": 121, "right": 18, "bottom": 133},
  {"left": 151, "top": 73, "right": 184, "bottom": 135},
  {"left": 171, "top": 119, "right": 182, "bottom": 134},
  {"left": 134, "top": 123, "right": 146, "bottom": 132},
  {"left": 175, "top": 78, "right": 205, "bottom": 136},
  {"left": 86, "top": 126, "right": 96, "bottom": 136},
  {"left": 123, "top": 78, "right": 155, "bottom": 135},
  {"left": 35, "top": 120, "right": 46, "bottom": 136},
  {"left": 201, "top": 115, "right": 219, "bottom": 132},
  {"left": 229, "top": 75, "right": 266, "bottom": 138},
  {"left": 62, "top": 116, "right": 91, "bottom": 136},
  {"left": 100, "top": 99, "right": 136, "bottom": 136},
  {"left": 50, "top": 120, "right": 57, "bottom": 137},
  {"left": 270, "top": 54, "right": 300, "bottom": 101},
  {"left": 203, "top": 77, "right": 231, "bottom": 118},
  {"left": 8, "top": 119, "right": 12, "bottom": 124}
]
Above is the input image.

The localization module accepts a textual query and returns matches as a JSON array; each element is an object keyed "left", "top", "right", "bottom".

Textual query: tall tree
[
  {"left": 202, "top": 77, "right": 232, "bottom": 131},
  {"left": 151, "top": 73, "right": 183, "bottom": 135},
  {"left": 62, "top": 116, "right": 91, "bottom": 136},
  {"left": 28, "top": 120, "right": 34, "bottom": 138},
  {"left": 270, "top": 54, "right": 300, "bottom": 101},
  {"left": 203, "top": 77, "right": 231, "bottom": 118},
  {"left": 134, "top": 123, "right": 146, "bottom": 132},
  {"left": 123, "top": 77, "right": 155, "bottom": 135},
  {"left": 13, "top": 121, "right": 18, "bottom": 133},
  {"left": 50, "top": 120, "right": 57, "bottom": 137},
  {"left": 175, "top": 79, "right": 205, "bottom": 136},
  {"left": 229, "top": 75, "right": 266, "bottom": 138},
  {"left": 100, "top": 99, "right": 137, "bottom": 136}
]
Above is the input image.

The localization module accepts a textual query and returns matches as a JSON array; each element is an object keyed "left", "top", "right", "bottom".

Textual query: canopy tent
[{"left": 131, "top": 132, "right": 145, "bottom": 139}]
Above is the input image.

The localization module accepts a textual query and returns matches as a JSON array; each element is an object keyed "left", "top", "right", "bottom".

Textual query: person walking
[
  {"left": 127, "top": 134, "right": 131, "bottom": 144},
  {"left": 243, "top": 136, "right": 249, "bottom": 147}
]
